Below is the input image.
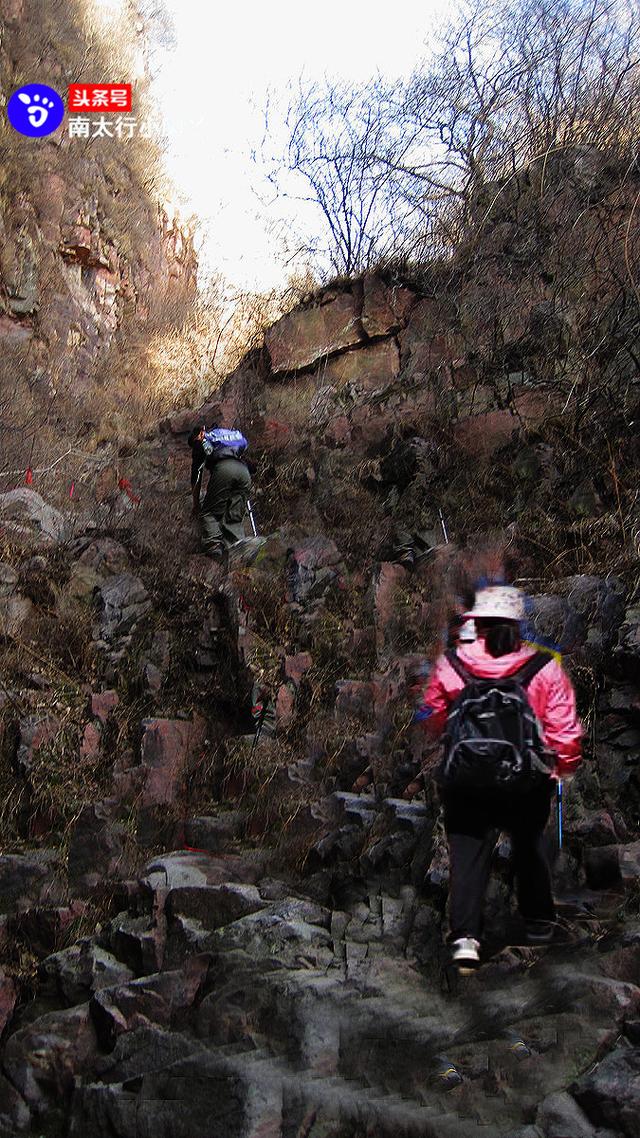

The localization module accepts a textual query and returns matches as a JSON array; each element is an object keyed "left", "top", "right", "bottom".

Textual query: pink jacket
[{"left": 419, "top": 640, "right": 583, "bottom": 776}]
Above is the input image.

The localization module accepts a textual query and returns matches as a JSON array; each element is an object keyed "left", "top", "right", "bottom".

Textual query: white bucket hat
[{"left": 465, "top": 586, "right": 524, "bottom": 621}]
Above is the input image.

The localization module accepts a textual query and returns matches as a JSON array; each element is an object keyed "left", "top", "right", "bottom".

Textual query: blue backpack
[{"left": 203, "top": 428, "right": 248, "bottom": 458}]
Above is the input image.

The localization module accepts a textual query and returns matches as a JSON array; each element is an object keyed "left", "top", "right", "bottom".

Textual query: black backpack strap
[
  {"left": 445, "top": 649, "right": 475, "bottom": 684},
  {"left": 513, "top": 651, "right": 553, "bottom": 688}
]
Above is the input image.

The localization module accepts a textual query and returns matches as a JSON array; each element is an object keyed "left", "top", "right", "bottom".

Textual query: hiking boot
[
  {"left": 202, "top": 542, "right": 225, "bottom": 562},
  {"left": 414, "top": 546, "right": 434, "bottom": 567},
  {"left": 227, "top": 536, "right": 267, "bottom": 567},
  {"left": 524, "top": 920, "right": 555, "bottom": 945},
  {"left": 451, "top": 937, "right": 481, "bottom": 971},
  {"left": 397, "top": 549, "right": 415, "bottom": 570}
]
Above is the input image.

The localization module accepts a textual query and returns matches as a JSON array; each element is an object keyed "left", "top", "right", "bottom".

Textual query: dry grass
[
  {"left": 0, "top": 540, "right": 104, "bottom": 846},
  {"left": 25, "top": 724, "right": 106, "bottom": 833},
  {"left": 0, "top": 0, "right": 638, "bottom": 911},
  {"left": 233, "top": 568, "right": 293, "bottom": 654},
  {"left": 0, "top": 697, "right": 102, "bottom": 847}
]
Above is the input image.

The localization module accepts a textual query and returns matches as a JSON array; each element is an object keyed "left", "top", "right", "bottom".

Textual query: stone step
[
  {"left": 205, "top": 1016, "right": 553, "bottom": 1131},
  {"left": 238, "top": 1052, "right": 475, "bottom": 1132},
  {"left": 68, "top": 999, "right": 608, "bottom": 1138},
  {"left": 327, "top": 791, "right": 381, "bottom": 826}
]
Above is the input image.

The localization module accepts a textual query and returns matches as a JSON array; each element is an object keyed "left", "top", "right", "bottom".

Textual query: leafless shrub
[
  {"left": 265, "top": 79, "right": 426, "bottom": 275},
  {"left": 270, "top": 0, "right": 639, "bottom": 273}
]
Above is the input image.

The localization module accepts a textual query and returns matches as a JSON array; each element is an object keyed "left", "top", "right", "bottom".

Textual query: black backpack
[{"left": 438, "top": 650, "right": 555, "bottom": 793}]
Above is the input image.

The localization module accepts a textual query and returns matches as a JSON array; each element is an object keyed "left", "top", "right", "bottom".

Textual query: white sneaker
[{"left": 451, "top": 937, "right": 481, "bottom": 971}]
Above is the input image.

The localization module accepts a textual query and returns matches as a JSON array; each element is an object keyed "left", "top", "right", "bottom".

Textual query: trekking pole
[
  {"left": 247, "top": 499, "right": 258, "bottom": 537},
  {"left": 557, "top": 780, "right": 563, "bottom": 850},
  {"left": 438, "top": 508, "right": 449, "bottom": 544},
  {"left": 249, "top": 700, "right": 267, "bottom": 762}
]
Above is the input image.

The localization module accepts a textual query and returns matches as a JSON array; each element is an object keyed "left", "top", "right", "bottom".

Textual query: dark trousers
[
  {"left": 442, "top": 782, "right": 555, "bottom": 940},
  {"left": 200, "top": 458, "right": 251, "bottom": 551}
]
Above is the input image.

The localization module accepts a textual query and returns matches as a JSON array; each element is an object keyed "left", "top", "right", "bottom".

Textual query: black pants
[{"left": 442, "top": 781, "right": 555, "bottom": 940}]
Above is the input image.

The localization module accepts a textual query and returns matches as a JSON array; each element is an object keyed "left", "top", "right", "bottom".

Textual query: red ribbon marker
[
  {"left": 25, "top": 467, "right": 33, "bottom": 485},
  {"left": 118, "top": 477, "right": 141, "bottom": 505}
]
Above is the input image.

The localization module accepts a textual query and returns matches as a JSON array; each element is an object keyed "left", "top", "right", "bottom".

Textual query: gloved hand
[{"left": 554, "top": 757, "right": 580, "bottom": 781}]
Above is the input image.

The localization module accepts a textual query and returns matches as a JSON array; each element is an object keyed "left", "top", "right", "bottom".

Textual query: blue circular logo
[{"left": 7, "top": 83, "right": 64, "bottom": 137}]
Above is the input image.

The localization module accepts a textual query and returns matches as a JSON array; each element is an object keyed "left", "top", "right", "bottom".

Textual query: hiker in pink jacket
[{"left": 418, "top": 585, "right": 582, "bottom": 971}]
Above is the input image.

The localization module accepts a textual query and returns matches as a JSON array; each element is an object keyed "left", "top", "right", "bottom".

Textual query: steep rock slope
[
  {"left": 0, "top": 0, "right": 197, "bottom": 468},
  {"left": 0, "top": 146, "right": 639, "bottom": 1136}
]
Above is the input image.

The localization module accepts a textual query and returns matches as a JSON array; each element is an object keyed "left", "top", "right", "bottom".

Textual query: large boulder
[
  {"left": 318, "top": 339, "right": 400, "bottom": 391},
  {"left": 285, "top": 537, "right": 342, "bottom": 604},
  {"left": 89, "top": 961, "right": 209, "bottom": 1050},
  {"left": 40, "top": 942, "right": 134, "bottom": 1006},
  {"left": 0, "top": 564, "right": 18, "bottom": 596},
  {"left": 103, "top": 913, "right": 166, "bottom": 977},
  {"left": 137, "top": 719, "right": 207, "bottom": 844},
  {"left": 2, "top": 1005, "right": 98, "bottom": 1115},
  {"left": 139, "top": 718, "right": 207, "bottom": 810},
  {"left": 361, "top": 274, "right": 416, "bottom": 337},
  {"left": 85, "top": 1024, "right": 206, "bottom": 1085},
  {"left": 536, "top": 1091, "right": 597, "bottom": 1137},
  {"left": 567, "top": 146, "right": 625, "bottom": 203},
  {"left": 524, "top": 576, "right": 625, "bottom": 661},
  {"left": 69, "top": 1049, "right": 283, "bottom": 1138},
  {"left": 205, "top": 907, "right": 335, "bottom": 971},
  {"left": 584, "top": 841, "right": 640, "bottom": 890},
  {"left": 398, "top": 296, "right": 459, "bottom": 377},
  {"left": 266, "top": 291, "right": 363, "bottom": 373},
  {"left": 166, "top": 881, "right": 266, "bottom": 929},
  {"left": 90, "top": 689, "right": 119, "bottom": 724},
  {"left": 334, "top": 680, "right": 378, "bottom": 722},
  {"left": 562, "top": 575, "right": 625, "bottom": 658},
  {"left": 160, "top": 407, "right": 200, "bottom": 435},
  {"left": 0, "top": 489, "right": 65, "bottom": 544},
  {"left": 141, "top": 850, "right": 267, "bottom": 896},
  {"left": 526, "top": 596, "right": 582, "bottom": 653},
  {"left": 183, "top": 813, "right": 244, "bottom": 853},
  {"left": 573, "top": 1042, "right": 640, "bottom": 1135},
  {"left": 75, "top": 537, "right": 131, "bottom": 576},
  {"left": 95, "top": 574, "right": 150, "bottom": 641},
  {"left": 453, "top": 393, "right": 548, "bottom": 456}
]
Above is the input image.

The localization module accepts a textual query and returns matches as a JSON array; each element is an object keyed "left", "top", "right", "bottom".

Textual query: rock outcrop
[
  {"left": 1, "top": 133, "right": 640, "bottom": 1136},
  {"left": 0, "top": 0, "right": 197, "bottom": 404}
]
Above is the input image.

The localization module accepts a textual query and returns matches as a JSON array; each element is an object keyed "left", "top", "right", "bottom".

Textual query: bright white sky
[{"left": 118, "top": 0, "right": 452, "bottom": 291}]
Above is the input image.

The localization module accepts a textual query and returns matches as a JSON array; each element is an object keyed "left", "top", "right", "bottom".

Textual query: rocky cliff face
[
  {"left": 0, "top": 0, "right": 197, "bottom": 411},
  {"left": 0, "top": 146, "right": 639, "bottom": 1136}
]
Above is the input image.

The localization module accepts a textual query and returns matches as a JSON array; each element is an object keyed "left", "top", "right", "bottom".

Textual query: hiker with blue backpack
[
  {"left": 418, "top": 585, "right": 582, "bottom": 972},
  {"left": 188, "top": 423, "right": 252, "bottom": 560}
]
